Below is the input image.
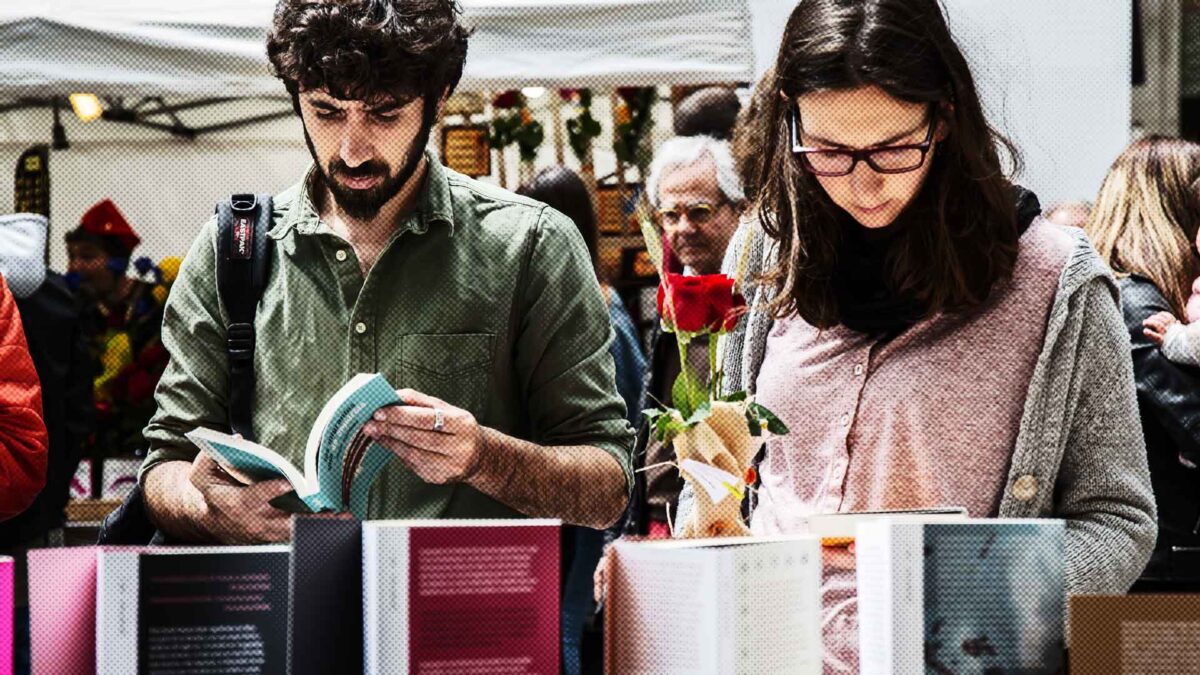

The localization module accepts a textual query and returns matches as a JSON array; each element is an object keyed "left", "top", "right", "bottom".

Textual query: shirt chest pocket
[{"left": 397, "top": 333, "right": 495, "bottom": 418}]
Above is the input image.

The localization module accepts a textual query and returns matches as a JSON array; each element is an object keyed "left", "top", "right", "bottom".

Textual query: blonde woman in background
[{"left": 1085, "top": 136, "right": 1200, "bottom": 589}]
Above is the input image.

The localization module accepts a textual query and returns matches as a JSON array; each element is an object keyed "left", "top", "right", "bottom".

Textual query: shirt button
[
  {"left": 1012, "top": 474, "right": 1038, "bottom": 501},
  {"left": 854, "top": 364, "right": 864, "bottom": 376},
  {"left": 840, "top": 414, "right": 850, "bottom": 427},
  {"left": 355, "top": 322, "right": 368, "bottom": 335},
  {"left": 335, "top": 250, "right": 348, "bottom": 262}
]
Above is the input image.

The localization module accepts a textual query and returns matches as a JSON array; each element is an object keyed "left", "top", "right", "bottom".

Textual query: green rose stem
[
  {"left": 677, "top": 330, "right": 693, "bottom": 414},
  {"left": 709, "top": 335, "right": 720, "bottom": 399}
]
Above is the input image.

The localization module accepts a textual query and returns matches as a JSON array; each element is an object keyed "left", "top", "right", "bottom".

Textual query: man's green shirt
[{"left": 140, "top": 155, "right": 634, "bottom": 520}]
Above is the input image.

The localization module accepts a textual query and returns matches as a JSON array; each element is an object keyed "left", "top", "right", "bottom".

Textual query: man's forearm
[
  {"left": 467, "top": 428, "right": 628, "bottom": 529},
  {"left": 143, "top": 460, "right": 210, "bottom": 542}
]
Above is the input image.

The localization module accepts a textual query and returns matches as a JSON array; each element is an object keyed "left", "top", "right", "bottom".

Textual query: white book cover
[
  {"left": 606, "top": 536, "right": 822, "bottom": 675},
  {"left": 856, "top": 519, "right": 1066, "bottom": 675}
]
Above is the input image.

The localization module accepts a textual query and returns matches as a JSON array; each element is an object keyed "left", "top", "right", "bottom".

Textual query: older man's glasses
[
  {"left": 657, "top": 201, "right": 726, "bottom": 227},
  {"left": 789, "top": 102, "right": 936, "bottom": 177}
]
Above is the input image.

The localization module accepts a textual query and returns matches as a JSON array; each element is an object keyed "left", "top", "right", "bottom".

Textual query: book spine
[
  {"left": 364, "top": 526, "right": 411, "bottom": 675},
  {"left": 893, "top": 525, "right": 925, "bottom": 675},
  {"left": 363, "top": 527, "right": 379, "bottom": 675},
  {"left": 856, "top": 521, "right": 893, "bottom": 675},
  {"left": 96, "top": 552, "right": 139, "bottom": 675}
]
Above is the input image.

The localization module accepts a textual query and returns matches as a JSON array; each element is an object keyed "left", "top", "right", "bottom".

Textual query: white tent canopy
[
  {"left": 0, "top": 0, "right": 762, "bottom": 98},
  {"left": 0, "top": 0, "right": 1134, "bottom": 277}
]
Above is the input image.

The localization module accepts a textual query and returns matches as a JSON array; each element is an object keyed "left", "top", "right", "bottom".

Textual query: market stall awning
[{"left": 0, "top": 0, "right": 757, "bottom": 99}]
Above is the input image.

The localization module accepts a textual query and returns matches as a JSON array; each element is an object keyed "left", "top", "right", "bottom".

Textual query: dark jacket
[
  {"left": 1119, "top": 275, "right": 1200, "bottom": 581},
  {"left": 1, "top": 273, "right": 90, "bottom": 542}
]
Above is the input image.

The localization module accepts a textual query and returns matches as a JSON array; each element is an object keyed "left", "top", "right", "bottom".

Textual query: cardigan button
[{"left": 1012, "top": 474, "right": 1038, "bottom": 502}]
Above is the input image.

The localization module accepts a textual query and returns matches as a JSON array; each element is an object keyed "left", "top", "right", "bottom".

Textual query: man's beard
[
  {"left": 323, "top": 157, "right": 407, "bottom": 221},
  {"left": 302, "top": 124, "right": 429, "bottom": 221}
]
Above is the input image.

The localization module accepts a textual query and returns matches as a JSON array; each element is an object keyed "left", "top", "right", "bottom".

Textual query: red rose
[
  {"left": 657, "top": 274, "right": 711, "bottom": 333},
  {"left": 492, "top": 90, "right": 522, "bottom": 109},
  {"left": 702, "top": 275, "right": 736, "bottom": 331},
  {"left": 559, "top": 88, "right": 579, "bottom": 102},
  {"left": 723, "top": 292, "right": 747, "bottom": 332},
  {"left": 657, "top": 273, "right": 745, "bottom": 334}
]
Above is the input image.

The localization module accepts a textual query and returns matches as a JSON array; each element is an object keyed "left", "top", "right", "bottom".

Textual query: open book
[{"left": 185, "top": 373, "right": 402, "bottom": 518}]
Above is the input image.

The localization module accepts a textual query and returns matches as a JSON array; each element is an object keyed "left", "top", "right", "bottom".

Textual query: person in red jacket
[{"left": 0, "top": 274, "right": 48, "bottom": 520}]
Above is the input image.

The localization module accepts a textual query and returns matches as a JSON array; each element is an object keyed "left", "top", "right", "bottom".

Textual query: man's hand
[
  {"left": 187, "top": 452, "right": 295, "bottom": 544},
  {"left": 364, "top": 388, "right": 628, "bottom": 528},
  {"left": 1143, "top": 311, "right": 1179, "bottom": 346},
  {"left": 365, "top": 389, "right": 484, "bottom": 485}
]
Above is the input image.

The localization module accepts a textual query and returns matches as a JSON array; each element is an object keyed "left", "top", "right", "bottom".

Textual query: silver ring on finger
[{"left": 432, "top": 408, "right": 446, "bottom": 433}]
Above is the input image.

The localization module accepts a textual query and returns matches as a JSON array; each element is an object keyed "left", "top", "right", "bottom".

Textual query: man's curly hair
[{"left": 266, "top": 0, "right": 471, "bottom": 104}]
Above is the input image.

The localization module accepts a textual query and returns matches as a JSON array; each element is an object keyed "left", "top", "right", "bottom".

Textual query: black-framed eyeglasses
[
  {"left": 657, "top": 200, "right": 728, "bottom": 227},
  {"left": 789, "top": 102, "right": 937, "bottom": 177}
]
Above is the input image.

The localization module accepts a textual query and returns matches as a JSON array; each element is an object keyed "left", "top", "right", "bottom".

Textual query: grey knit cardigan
[{"left": 678, "top": 218, "right": 1157, "bottom": 594}]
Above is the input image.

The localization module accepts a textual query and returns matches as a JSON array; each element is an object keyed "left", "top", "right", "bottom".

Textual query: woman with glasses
[{"left": 681, "top": 0, "right": 1157, "bottom": 670}]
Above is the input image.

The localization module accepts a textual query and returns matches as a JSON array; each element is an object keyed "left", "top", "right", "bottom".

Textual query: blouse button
[
  {"left": 335, "top": 249, "right": 348, "bottom": 262},
  {"left": 1012, "top": 474, "right": 1038, "bottom": 501},
  {"left": 854, "top": 364, "right": 864, "bottom": 376},
  {"left": 355, "top": 322, "right": 368, "bottom": 335}
]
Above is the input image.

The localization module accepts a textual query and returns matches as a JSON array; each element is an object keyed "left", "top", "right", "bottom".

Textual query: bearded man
[{"left": 138, "top": 0, "right": 633, "bottom": 544}]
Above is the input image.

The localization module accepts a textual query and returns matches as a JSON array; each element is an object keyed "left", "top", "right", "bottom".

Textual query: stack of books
[{"left": 28, "top": 519, "right": 560, "bottom": 675}]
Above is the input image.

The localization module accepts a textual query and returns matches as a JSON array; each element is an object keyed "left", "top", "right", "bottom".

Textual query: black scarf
[{"left": 832, "top": 186, "right": 1042, "bottom": 336}]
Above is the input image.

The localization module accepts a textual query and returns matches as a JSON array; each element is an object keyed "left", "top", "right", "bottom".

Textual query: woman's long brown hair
[
  {"left": 755, "top": 0, "right": 1023, "bottom": 327},
  {"left": 1085, "top": 136, "right": 1200, "bottom": 316}
]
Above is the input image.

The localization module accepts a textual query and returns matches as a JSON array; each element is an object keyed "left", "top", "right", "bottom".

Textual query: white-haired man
[
  {"left": 646, "top": 135, "right": 746, "bottom": 275},
  {"left": 628, "top": 135, "right": 746, "bottom": 537}
]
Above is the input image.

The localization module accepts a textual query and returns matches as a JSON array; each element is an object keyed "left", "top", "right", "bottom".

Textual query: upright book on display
[
  {"left": 605, "top": 536, "right": 823, "bottom": 675},
  {"left": 28, "top": 547, "right": 108, "bottom": 675},
  {"left": 95, "top": 546, "right": 291, "bottom": 674},
  {"left": 1070, "top": 594, "right": 1200, "bottom": 674},
  {"left": 289, "top": 515, "right": 364, "bottom": 675},
  {"left": 0, "top": 556, "right": 10, "bottom": 675},
  {"left": 362, "top": 519, "right": 561, "bottom": 675},
  {"left": 855, "top": 519, "right": 1066, "bottom": 675}
]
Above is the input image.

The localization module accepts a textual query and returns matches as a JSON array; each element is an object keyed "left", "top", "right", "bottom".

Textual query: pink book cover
[
  {"left": 408, "top": 524, "right": 560, "bottom": 674},
  {"left": 0, "top": 556, "right": 12, "bottom": 675},
  {"left": 28, "top": 547, "right": 100, "bottom": 675}
]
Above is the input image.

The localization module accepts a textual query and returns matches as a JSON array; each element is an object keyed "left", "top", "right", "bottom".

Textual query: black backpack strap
[
  {"left": 99, "top": 194, "right": 273, "bottom": 547},
  {"left": 215, "top": 193, "right": 273, "bottom": 442}
]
